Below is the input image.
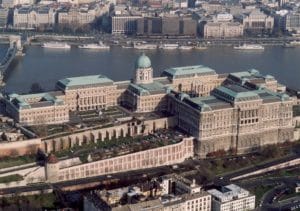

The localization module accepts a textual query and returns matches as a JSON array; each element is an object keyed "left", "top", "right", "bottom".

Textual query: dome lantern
[{"left": 135, "top": 53, "right": 151, "bottom": 69}]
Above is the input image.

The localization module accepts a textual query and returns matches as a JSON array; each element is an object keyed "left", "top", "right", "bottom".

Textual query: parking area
[
  {"left": 89, "top": 128, "right": 187, "bottom": 161},
  {"left": 26, "top": 107, "right": 132, "bottom": 137},
  {"left": 55, "top": 128, "right": 188, "bottom": 162}
]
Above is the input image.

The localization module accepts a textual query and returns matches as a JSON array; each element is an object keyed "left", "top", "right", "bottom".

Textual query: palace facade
[{"left": 4, "top": 54, "right": 296, "bottom": 157}]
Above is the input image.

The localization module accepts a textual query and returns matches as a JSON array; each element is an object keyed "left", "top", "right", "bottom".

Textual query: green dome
[{"left": 135, "top": 53, "right": 151, "bottom": 69}]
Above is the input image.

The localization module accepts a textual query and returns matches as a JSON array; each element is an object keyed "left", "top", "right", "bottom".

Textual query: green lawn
[
  {"left": 0, "top": 174, "right": 23, "bottom": 184},
  {"left": 250, "top": 185, "right": 275, "bottom": 206},
  {"left": 0, "top": 156, "right": 35, "bottom": 169},
  {"left": 0, "top": 193, "right": 58, "bottom": 209}
]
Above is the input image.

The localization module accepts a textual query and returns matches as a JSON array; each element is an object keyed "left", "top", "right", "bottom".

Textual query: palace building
[{"left": 4, "top": 54, "right": 296, "bottom": 157}]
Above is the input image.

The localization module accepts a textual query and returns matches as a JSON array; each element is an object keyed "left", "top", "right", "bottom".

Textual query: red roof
[{"left": 47, "top": 154, "right": 59, "bottom": 164}]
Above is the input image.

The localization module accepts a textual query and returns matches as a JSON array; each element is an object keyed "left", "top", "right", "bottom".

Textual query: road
[
  {"left": 237, "top": 175, "right": 300, "bottom": 211},
  {"left": 1, "top": 152, "right": 299, "bottom": 202}
]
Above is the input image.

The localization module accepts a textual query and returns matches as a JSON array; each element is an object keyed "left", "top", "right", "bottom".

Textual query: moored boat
[
  {"left": 78, "top": 42, "right": 110, "bottom": 50},
  {"left": 159, "top": 43, "right": 179, "bottom": 50},
  {"left": 42, "top": 42, "right": 71, "bottom": 49},
  {"left": 233, "top": 44, "right": 264, "bottom": 50},
  {"left": 289, "top": 41, "right": 300, "bottom": 46},
  {"left": 134, "top": 43, "right": 157, "bottom": 50},
  {"left": 178, "top": 45, "right": 193, "bottom": 50}
]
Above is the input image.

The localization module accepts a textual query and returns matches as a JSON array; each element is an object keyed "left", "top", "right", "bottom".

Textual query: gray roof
[
  {"left": 228, "top": 69, "right": 276, "bottom": 88},
  {"left": 57, "top": 75, "right": 114, "bottom": 90},
  {"left": 183, "top": 95, "right": 232, "bottom": 111},
  {"left": 8, "top": 92, "right": 64, "bottom": 110},
  {"left": 128, "top": 81, "right": 169, "bottom": 96},
  {"left": 213, "top": 84, "right": 261, "bottom": 102},
  {"left": 162, "top": 65, "right": 216, "bottom": 79}
]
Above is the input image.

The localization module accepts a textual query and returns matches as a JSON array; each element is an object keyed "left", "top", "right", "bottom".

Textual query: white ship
[
  {"left": 282, "top": 43, "right": 296, "bottom": 48},
  {"left": 122, "top": 45, "right": 133, "bottom": 49},
  {"left": 178, "top": 45, "right": 193, "bottom": 50},
  {"left": 194, "top": 44, "right": 208, "bottom": 50},
  {"left": 233, "top": 44, "right": 264, "bottom": 50},
  {"left": 42, "top": 42, "right": 71, "bottom": 49},
  {"left": 134, "top": 43, "right": 157, "bottom": 50},
  {"left": 194, "top": 45, "right": 207, "bottom": 50},
  {"left": 159, "top": 43, "right": 179, "bottom": 50},
  {"left": 289, "top": 41, "right": 300, "bottom": 46},
  {"left": 78, "top": 42, "right": 110, "bottom": 50}
]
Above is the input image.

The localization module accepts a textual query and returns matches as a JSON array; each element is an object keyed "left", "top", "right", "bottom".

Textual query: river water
[{"left": 1, "top": 44, "right": 300, "bottom": 93}]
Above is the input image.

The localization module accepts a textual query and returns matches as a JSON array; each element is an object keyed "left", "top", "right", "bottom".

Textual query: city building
[
  {"left": 137, "top": 16, "right": 197, "bottom": 36},
  {"left": 203, "top": 13, "right": 244, "bottom": 38},
  {"left": 201, "top": 1, "right": 224, "bottom": 14},
  {"left": 111, "top": 15, "right": 142, "bottom": 34},
  {"left": 2, "top": 0, "right": 35, "bottom": 7},
  {"left": 6, "top": 92, "right": 69, "bottom": 125},
  {"left": 1, "top": 0, "right": 15, "bottom": 8},
  {"left": 279, "top": 0, "right": 289, "bottom": 7},
  {"left": 58, "top": 5, "right": 100, "bottom": 27},
  {"left": 125, "top": 53, "right": 169, "bottom": 113},
  {"left": 162, "top": 16, "right": 179, "bottom": 35},
  {"left": 285, "top": 12, "right": 300, "bottom": 33},
  {"left": 57, "top": 0, "right": 95, "bottom": 4},
  {"left": 274, "top": 10, "right": 289, "bottom": 32},
  {"left": 242, "top": 9, "right": 274, "bottom": 33},
  {"left": 0, "top": 8, "right": 9, "bottom": 27},
  {"left": 137, "top": 17, "right": 163, "bottom": 35},
  {"left": 84, "top": 174, "right": 211, "bottom": 211},
  {"left": 295, "top": 183, "right": 300, "bottom": 193},
  {"left": 173, "top": 0, "right": 188, "bottom": 8},
  {"left": 203, "top": 22, "right": 243, "bottom": 38},
  {"left": 168, "top": 70, "right": 293, "bottom": 157},
  {"left": 207, "top": 184, "right": 255, "bottom": 211},
  {"left": 13, "top": 6, "right": 55, "bottom": 29}
]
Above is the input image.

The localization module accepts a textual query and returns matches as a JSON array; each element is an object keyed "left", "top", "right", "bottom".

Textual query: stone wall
[
  {"left": 231, "top": 157, "right": 300, "bottom": 181},
  {"left": 42, "top": 117, "right": 176, "bottom": 153},
  {"left": 55, "top": 137, "right": 194, "bottom": 182},
  {"left": 196, "top": 127, "right": 295, "bottom": 158},
  {"left": 0, "top": 138, "right": 41, "bottom": 157}
]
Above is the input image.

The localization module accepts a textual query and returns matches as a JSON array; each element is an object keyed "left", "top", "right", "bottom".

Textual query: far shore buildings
[
  {"left": 203, "top": 13, "right": 244, "bottom": 38},
  {"left": 242, "top": 9, "right": 274, "bottom": 34},
  {"left": 57, "top": 4, "right": 104, "bottom": 27},
  {"left": 4, "top": 54, "right": 296, "bottom": 157},
  {"left": 13, "top": 6, "right": 55, "bottom": 29},
  {"left": 0, "top": 7, "right": 9, "bottom": 27},
  {"left": 285, "top": 12, "right": 300, "bottom": 33},
  {"left": 13, "top": 3, "right": 108, "bottom": 29},
  {"left": 136, "top": 16, "right": 197, "bottom": 36},
  {"left": 112, "top": 5, "right": 197, "bottom": 36}
]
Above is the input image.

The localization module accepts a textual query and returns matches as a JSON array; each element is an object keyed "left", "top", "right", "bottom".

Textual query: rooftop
[
  {"left": 8, "top": 92, "right": 64, "bottom": 110},
  {"left": 128, "top": 81, "right": 169, "bottom": 96},
  {"left": 162, "top": 65, "right": 216, "bottom": 79},
  {"left": 183, "top": 96, "right": 232, "bottom": 111},
  {"left": 213, "top": 84, "right": 261, "bottom": 102},
  {"left": 56, "top": 75, "right": 114, "bottom": 90},
  {"left": 228, "top": 69, "right": 276, "bottom": 88},
  {"left": 207, "top": 184, "right": 252, "bottom": 203}
]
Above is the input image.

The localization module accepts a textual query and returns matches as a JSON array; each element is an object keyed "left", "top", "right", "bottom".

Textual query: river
[{"left": 1, "top": 44, "right": 300, "bottom": 93}]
